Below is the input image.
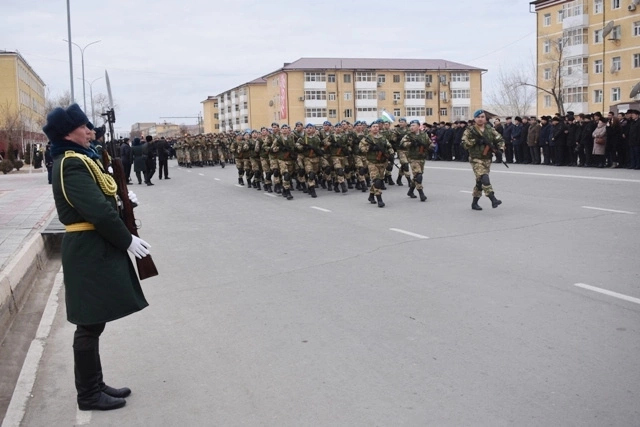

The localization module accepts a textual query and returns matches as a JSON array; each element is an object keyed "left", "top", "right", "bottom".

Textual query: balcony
[
  {"left": 354, "top": 81, "right": 377, "bottom": 90},
  {"left": 404, "top": 98, "right": 426, "bottom": 107},
  {"left": 404, "top": 81, "right": 425, "bottom": 90},
  {"left": 304, "top": 99, "right": 327, "bottom": 108},
  {"left": 304, "top": 81, "right": 326, "bottom": 90},
  {"left": 562, "top": 13, "right": 589, "bottom": 29},
  {"left": 562, "top": 43, "right": 589, "bottom": 58},
  {"left": 355, "top": 99, "right": 378, "bottom": 108}
]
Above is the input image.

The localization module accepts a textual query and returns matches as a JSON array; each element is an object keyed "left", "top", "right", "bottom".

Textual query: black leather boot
[
  {"left": 360, "top": 181, "right": 367, "bottom": 192},
  {"left": 418, "top": 189, "right": 427, "bottom": 202},
  {"left": 488, "top": 193, "right": 502, "bottom": 208},
  {"left": 340, "top": 182, "right": 348, "bottom": 193},
  {"left": 256, "top": 181, "right": 262, "bottom": 191},
  {"left": 376, "top": 194, "right": 385, "bottom": 208},
  {"left": 368, "top": 193, "right": 376, "bottom": 204},
  {"left": 285, "top": 189, "right": 294, "bottom": 200},
  {"left": 472, "top": 197, "right": 483, "bottom": 210},
  {"left": 309, "top": 186, "right": 317, "bottom": 198},
  {"left": 387, "top": 175, "right": 394, "bottom": 185},
  {"left": 301, "top": 182, "right": 308, "bottom": 193},
  {"left": 238, "top": 177, "right": 244, "bottom": 185},
  {"left": 407, "top": 185, "right": 417, "bottom": 199},
  {"left": 75, "top": 349, "right": 126, "bottom": 411},
  {"left": 396, "top": 175, "right": 404, "bottom": 186},
  {"left": 334, "top": 182, "right": 340, "bottom": 193},
  {"left": 96, "top": 350, "right": 131, "bottom": 398}
]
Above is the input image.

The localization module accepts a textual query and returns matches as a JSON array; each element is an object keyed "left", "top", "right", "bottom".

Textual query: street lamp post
[
  {"left": 63, "top": 39, "right": 101, "bottom": 112},
  {"left": 78, "top": 76, "right": 103, "bottom": 124}
]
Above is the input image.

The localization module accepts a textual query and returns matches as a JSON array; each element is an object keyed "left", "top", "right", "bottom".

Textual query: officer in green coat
[{"left": 43, "top": 104, "right": 151, "bottom": 411}]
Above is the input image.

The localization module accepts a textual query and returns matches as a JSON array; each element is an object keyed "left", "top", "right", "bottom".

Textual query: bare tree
[
  {"left": 0, "top": 102, "right": 27, "bottom": 161},
  {"left": 486, "top": 66, "right": 536, "bottom": 117}
]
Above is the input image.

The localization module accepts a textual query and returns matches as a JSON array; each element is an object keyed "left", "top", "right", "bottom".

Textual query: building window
[
  {"left": 329, "top": 92, "right": 336, "bottom": 101},
  {"left": 344, "top": 91, "right": 352, "bottom": 101},
  {"left": 563, "top": 28, "right": 588, "bottom": 46},
  {"left": 452, "top": 107, "right": 469, "bottom": 118},
  {"left": 344, "top": 109, "right": 352, "bottom": 118},
  {"left": 393, "top": 109, "right": 401, "bottom": 116},
  {"left": 328, "top": 109, "right": 337, "bottom": 118},
  {"left": 378, "top": 91, "right": 386, "bottom": 101},
  {"left": 440, "top": 91, "right": 448, "bottom": 101},
  {"left": 356, "top": 72, "right": 376, "bottom": 82},
  {"left": 356, "top": 90, "right": 377, "bottom": 100},
  {"left": 634, "top": 21, "right": 640, "bottom": 37},
  {"left": 405, "top": 90, "right": 426, "bottom": 99},
  {"left": 612, "top": 25, "right": 621, "bottom": 40},
  {"left": 612, "top": 0, "right": 620, "bottom": 9},
  {"left": 611, "top": 87, "right": 620, "bottom": 102},
  {"left": 439, "top": 75, "right": 447, "bottom": 84},
  {"left": 544, "top": 68, "right": 552, "bottom": 80},
  {"left": 543, "top": 40, "right": 551, "bottom": 53},
  {"left": 594, "top": 89, "right": 603, "bottom": 103},
  {"left": 305, "top": 72, "right": 326, "bottom": 82},
  {"left": 452, "top": 89, "right": 470, "bottom": 99},
  {"left": 235, "top": 118, "right": 240, "bottom": 125},
  {"left": 393, "top": 74, "right": 400, "bottom": 83},
  {"left": 633, "top": 53, "right": 640, "bottom": 68},
  {"left": 563, "top": 86, "right": 587, "bottom": 103},
  {"left": 243, "top": 101, "right": 248, "bottom": 109},
  {"left": 377, "top": 74, "right": 386, "bottom": 83},
  {"left": 305, "top": 108, "right": 327, "bottom": 118},
  {"left": 214, "top": 113, "right": 219, "bottom": 119},
  {"left": 425, "top": 74, "right": 433, "bottom": 83},
  {"left": 612, "top": 56, "right": 621, "bottom": 72},
  {"left": 544, "top": 95, "right": 552, "bottom": 107},
  {"left": 557, "top": 9, "right": 564, "bottom": 23},
  {"left": 440, "top": 108, "right": 448, "bottom": 116},
  {"left": 544, "top": 13, "right": 551, "bottom": 26},
  {"left": 405, "top": 72, "right": 426, "bottom": 82},
  {"left": 304, "top": 90, "right": 327, "bottom": 100},
  {"left": 215, "top": 124, "right": 219, "bottom": 130},
  {"left": 426, "top": 108, "right": 433, "bottom": 116},
  {"left": 594, "top": 0, "right": 603, "bottom": 14},
  {"left": 328, "top": 74, "right": 336, "bottom": 83},
  {"left": 393, "top": 92, "right": 401, "bottom": 100},
  {"left": 244, "top": 116, "right": 249, "bottom": 124},
  {"left": 426, "top": 91, "right": 433, "bottom": 100},
  {"left": 594, "top": 59, "right": 603, "bottom": 73},
  {"left": 451, "top": 72, "right": 470, "bottom": 82},
  {"left": 406, "top": 107, "right": 426, "bottom": 116},
  {"left": 235, "top": 105, "right": 239, "bottom": 111},
  {"left": 565, "top": 57, "right": 588, "bottom": 74},
  {"left": 356, "top": 107, "right": 378, "bottom": 113},
  {"left": 563, "top": 0, "right": 584, "bottom": 17},
  {"left": 343, "top": 74, "right": 351, "bottom": 83},
  {"left": 594, "top": 29, "right": 603, "bottom": 44}
]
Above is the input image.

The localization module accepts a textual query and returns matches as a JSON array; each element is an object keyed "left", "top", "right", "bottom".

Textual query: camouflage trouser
[
  {"left": 195, "top": 149, "right": 203, "bottom": 162},
  {"left": 367, "top": 162, "right": 386, "bottom": 196},
  {"left": 296, "top": 154, "right": 306, "bottom": 183},
  {"left": 258, "top": 158, "right": 270, "bottom": 184},
  {"left": 235, "top": 157, "right": 243, "bottom": 172},
  {"left": 303, "top": 157, "right": 320, "bottom": 188},
  {"left": 218, "top": 148, "right": 225, "bottom": 161},
  {"left": 354, "top": 155, "right": 369, "bottom": 183},
  {"left": 470, "top": 158, "right": 493, "bottom": 197},
  {"left": 269, "top": 158, "right": 281, "bottom": 185},
  {"left": 277, "top": 159, "right": 296, "bottom": 190},
  {"left": 397, "top": 151, "right": 410, "bottom": 178},
  {"left": 250, "top": 158, "right": 262, "bottom": 181},
  {"left": 331, "top": 156, "right": 347, "bottom": 184},
  {"left": 184, "top": 150, "right": 191, "bottom": 163},
  {"left": 409, "top": 160, "right": 425, "bottom": 190},
  {"left": 207, "top": 149, "right": 214, "bottom": 162}
]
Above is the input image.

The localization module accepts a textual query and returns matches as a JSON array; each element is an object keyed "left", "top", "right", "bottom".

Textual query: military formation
[{"left": 171, "top": 112, "right": 507, "bottom": 210}]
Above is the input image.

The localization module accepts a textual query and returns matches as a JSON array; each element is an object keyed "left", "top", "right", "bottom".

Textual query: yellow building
[
  {"left": 207, "top": 58, "right": 484, "bottom": 132},
  {"left": 0, "top": 50, "right": 47, "bottom": 152},
  {"left": 531, "top": 0, "right": 640, "bottom": 116},
  {"left": 201, "top": 96, "right": 219, "bottom": 133}
]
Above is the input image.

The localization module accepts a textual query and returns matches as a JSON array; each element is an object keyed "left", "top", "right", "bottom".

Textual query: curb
[{"left": 0, "top": 268, "right": 63, "bottom": 427}]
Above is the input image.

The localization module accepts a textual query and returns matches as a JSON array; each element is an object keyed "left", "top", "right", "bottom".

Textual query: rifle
[
  {"left": 103, "top": 70, "right": 158, "bottom": 280},
  {"left": 472, "top": 127, "right": 509, "bottom": 168}
]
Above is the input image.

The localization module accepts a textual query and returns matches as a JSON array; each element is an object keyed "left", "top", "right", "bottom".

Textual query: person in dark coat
[
  {"left": 511, "top": 117, "right": 524, "bottom": 163},
  {"left": 155, "top": 136, "right": 171, "bottom": 179},
  {"left": 131, "top": 137, "right": 147, "bottom": 184},
  {"left": 119, "top": 138, "right": 133, "bottom": 184},
  {"left": 42, "top": 104, "right": 151, "bottom": 411},
  {"left": 144, "top": 135, "right": 157, "bottom": 185},
  {"left": 550, "top": 116, "right": 567, "bottom": 165},
  {"left": 502, "top": 117, "right": 514, "bottom": 163}
]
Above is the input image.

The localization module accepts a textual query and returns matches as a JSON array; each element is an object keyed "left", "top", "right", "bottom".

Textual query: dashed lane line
[
  {"left": 311, "top": 206, "right": 332, "bottom": 213},
  {"left": 459, "top": 190, "right": 472, "bottom": 194},
  {"left": 198, "top": 173, "right": 204, "bottom": 176},
  {"left": 214, "top": 178, "right": 221, "bottom": 181},
  {"left": 426, "top": 166, "right": 640, "bottom": 183},
  {"left": 574, "top": 283, "right": 640, "bottom": 305},
  {"left": 265, "top": 193, "right": 277, "bottom": 198},
  {"left": 389, "top": 228, "right": 429, "bottom": 239},
  {"left": 581, "top": 206, "right": 635, "bottom": 215}
]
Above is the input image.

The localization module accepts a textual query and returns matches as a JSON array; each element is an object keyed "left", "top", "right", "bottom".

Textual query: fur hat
[{"left": 42, "top": 104, "right": 89, "bottom": 141}]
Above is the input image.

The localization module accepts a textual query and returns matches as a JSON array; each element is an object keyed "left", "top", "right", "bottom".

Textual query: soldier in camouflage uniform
[
  {"left": 248, "top": 130, "right": 262, "bottom": 190},
  {"left": 292, "top": 122, "right": 307, "bottom": 192},
  {"left": 394, "top": 118, "right": 411, "bottom": 186},
  {"left": 462, "top": 110, "right": 505, "bottom": 210},
  {"left": 183, "top": 137, "right": 192, "bottom": 168},
  {"left": 205, "top": 137, "right": 214, "bottom": 166},
  {"left": 272, "top": 124, "right": 297, "bottom": 200},
  {"left": 359, "top": 121, "right": 394, "bottom": 207},
  {"left": 380, "top": 121, "right": 396, "bottom": 186},
  {"left": 323, "top": 122, "right": 350, "bottom": 193},
  {"left": 257, "top": 127, "right": 274, "bottom": 192},
  {"left": 295, "top": 123, "right": 324, "bottom": 198},
  {"left": 231, "top": 133, "right": 245, "bottom": 185},
  {"left": 268, "top": 123, "right": 282, "bottom": 193},
  {"left": 400, "top": 120, "right": 434, "bottom": 202},
  {"left": 350, "top": 121, "right": 369, "bottom": 192}
]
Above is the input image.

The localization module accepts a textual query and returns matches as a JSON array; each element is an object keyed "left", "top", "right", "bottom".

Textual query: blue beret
[
  {"left": 323, "top": 121, "right": 332, "bottom": 126},
  {"left": 473, "top": 109, "right": 485, "bottom": 118},
  {"left": 42, "top": 103, "right": 89, "bottom": 142},
  {"left": 399, "top": 117, "right": 407, "bottom": 122},
  {"left": 305, "top": 123, "right": 315, "bottom": 128},
  {"left": 409, "top": 119, "right": 420, "bottom": 125},
  {"left": 342, "top": 120, "right": 351, "bottom": 125},
  {"left": 361, "top": 121, "right": 368, "bottom": 126}
]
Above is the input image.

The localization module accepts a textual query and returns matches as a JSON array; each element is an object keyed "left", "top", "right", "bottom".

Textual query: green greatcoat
[{"left": 52, "top": 151, "right": 148, "bottom": 325}]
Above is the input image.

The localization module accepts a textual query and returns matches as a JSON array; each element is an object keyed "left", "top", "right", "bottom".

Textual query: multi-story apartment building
[
  {"left": 201, "top": 96, "right": 219, "bottom": 133},
  {"left": 0, "top": 50, "right": 47, "bottom": 153},
  {"left": 531, "top": 0, "right": 640, "bottom": 116},
  {"left": 208, "top": 58, "right": 484, "bottom": 132}
]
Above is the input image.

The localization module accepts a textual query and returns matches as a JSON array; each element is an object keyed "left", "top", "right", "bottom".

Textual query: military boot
[
  {"left": 365, "top": 177, "right": 371, "bottom": 188},
  {"left": 380, "top": 180, "right": 387, "bottom": 190},
  {"left": 96, "top": 349, "right": 131, "bottom": 399},
  {"left": 256, "top": 181, "right": 262, "bottom": 191},
  {"left": 75, "top": 349, "right": 126, "bottom": 411},
  {"left": 376, "top": 194, "right": 385, "bottom": 208},
  {"left": 387, "top": 175, "right": 395, "bottom": 186},
  {"left": 418, "top": 189, "right": 427, "bottom": 202},
  {"left": 471, "top": 197, "right": 483, "bottom": 210},
  {"left": 320, "top": 179, "right": 327, "bottom": 189},
  {"left": 368, "top": 193, "right": 376, "bottom": 204},
  {"left": 301, "top": 182, "right": 308, "bottom": 193},
  {"left": 309, "top": 186, "right": 317, "bottom": 198},
  {"left": 266, "top": 184, "right": 273, "bottom": 193},
  {"left": 355, "top": 181, "right": 361, "bottom": 190},
  {"left": 275, "top": 183, "right": 282, "bottom": 194},
  {"left": 340, "top": 182, "right": 348, "bottom": 193},
  {"left": 285, "top": 189, "right": 294, "bottom": 200},
  {"left": 396, "top": 175, "right": 404, "bottom": 186},
  {"left": 238, "top": 177, "right": 244, "bottom": 185},
  {"left": 334, "top": 182, "right": 340, "bottom": 193},
  {"left": 488, "top": 193, "right": 502, "bottom": 208},
  {"left": 347, "top": 179, "right": 354, "bottom": 189},
  {"left": 407, "top": 185, "right": 417, "bottom": 199},
  {"left": 296, "top": 181, "right": 302, "bottom": 191}
]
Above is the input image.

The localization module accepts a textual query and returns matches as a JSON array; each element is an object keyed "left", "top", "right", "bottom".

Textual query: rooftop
[{"left": 278, "top": 57, "right": 485, "bottom": 72}]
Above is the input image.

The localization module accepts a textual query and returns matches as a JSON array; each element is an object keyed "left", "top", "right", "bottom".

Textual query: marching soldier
[
  {"left": 272, "top": 124, "right": 297, "bottom": 200},
  {"left": 380, "top": 120, "right": 395, "bottom": 186},
  {"left": 462, "top": 110, "right": 505, "bottom": 210},
  {"left": 359, "top": 121, "right": 394, "bottom": 207},
  {"left": 248, "top": 130, "right": 262, "bottom": 189},
  {"left": 400, "top": 120, "right": 434, "bottom": 202},
  {"left": 258, "top": 127, "right": 274, "bottom": 192},
  {"left": 295, "top": 123, "right": 324, "bottom": 198},
  {"left": 350, "top": 121, "right": 369, "bottom": 192},
  {"left": 323, "top": 122, "right": 349, "bottom": 193},
  {"left": 230, "top": 133, "right": 245, "bottom": 185},
  {"left": 394, "top": 118, "right": 411, "bottom": 185}
]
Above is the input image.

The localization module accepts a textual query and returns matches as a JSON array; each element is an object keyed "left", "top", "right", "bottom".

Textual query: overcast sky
[{"left": 2, "top": 0, "right": 536, "bottom": 134}]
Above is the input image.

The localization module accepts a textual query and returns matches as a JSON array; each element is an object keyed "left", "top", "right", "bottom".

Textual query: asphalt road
[{"left": 16, "top": 160, "right": 640, "bottom": 426}]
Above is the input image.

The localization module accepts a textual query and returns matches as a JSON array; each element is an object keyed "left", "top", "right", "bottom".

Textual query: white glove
[
  {"left": 127, "top": 235, "right": 151, "bottom": 259},
  {"left": 128, "top": 190, "right": 138, "bottom": 205},
  {"left": 108, "top": 166, "right": 114, "bottom": 174}
]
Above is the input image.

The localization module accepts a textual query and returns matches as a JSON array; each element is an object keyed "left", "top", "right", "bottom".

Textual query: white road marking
[
  {"left": 214, "top": 178, "right": 221, "bottom": 181},
  {"left": 235, "top": 184, "right": 244, "bottom": 188},
  {"left": 581, "top": 206, "right": 635, "bottom": 215},
  {"left": 198, "top": 173, "right": 204, "bottom": 176},
  {"left": 574, "top": 283, "right": 640, "bottom": 305},
  {"left": 187, "top": 170, "right": 192, "bottom": 173},
  {"left": 311, "top": 206, "right": 332, "bottom": 213},
  {"left": 75, "top": 408, "right": 92, "bottom": 425},
  {"left": 389, "top": 228, "right": 429, "bottom": 239},
  {"left": 426, "top": 166, "right": 640, "bottom": 183},
  {"left": 265, "top": 193, "right": 277, "bottom": 198},
  {"left": 459, "top": 190, "right": 472, "bottom": 194}
]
